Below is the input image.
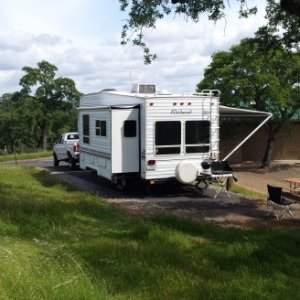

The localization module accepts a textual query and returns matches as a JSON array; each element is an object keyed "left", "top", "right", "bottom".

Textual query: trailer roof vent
[{"left": 131, "top": 83, "right": 156, "bottom": 94}]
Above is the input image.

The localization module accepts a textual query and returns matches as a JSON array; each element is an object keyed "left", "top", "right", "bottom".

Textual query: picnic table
[{"left": 285, "top": 178, "right": 300, "bottom": 195}]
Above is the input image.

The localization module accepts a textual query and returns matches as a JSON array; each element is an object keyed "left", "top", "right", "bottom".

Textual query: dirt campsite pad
[
  {"left": 107, "top": 185, "right": 300, "bottom": 229},
  {"left": 34, "top": 159, "right": 300, "bottom": 229},
  {"left": 103, "top": 161, "right": 300, "bottom": 229}
]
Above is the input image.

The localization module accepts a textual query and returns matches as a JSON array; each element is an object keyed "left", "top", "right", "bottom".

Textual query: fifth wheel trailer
[{"left": 77, "top": 84, "right": 272, "bottom": 187}]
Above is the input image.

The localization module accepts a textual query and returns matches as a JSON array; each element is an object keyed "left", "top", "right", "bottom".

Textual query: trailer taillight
[{"left": 147, "top": 159, "right": 156, "bottom": 166}]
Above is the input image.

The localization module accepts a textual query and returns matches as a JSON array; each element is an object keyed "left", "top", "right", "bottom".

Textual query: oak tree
[
  {"left": 197, "top": 36, "right": 300, "bottom": 167},
  {"left": 19, "top": 61, "right": 82, "bottom": 149},
  {"left": 119, "top": 0, "right": 300, "bottom": 63}
]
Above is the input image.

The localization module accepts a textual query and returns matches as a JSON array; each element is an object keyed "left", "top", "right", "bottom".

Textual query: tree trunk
[
  {"left": 261, "top": 132, "right": 274, "bottom": 168},
  {"left": 260, "top": 122, "right": 281, "bottom": 169},
  {"left": 13, "top": 141, "right": 18, "bottom": 165},
  {"left": 40, "top": 122, "right": 48, "bottom": 150}
]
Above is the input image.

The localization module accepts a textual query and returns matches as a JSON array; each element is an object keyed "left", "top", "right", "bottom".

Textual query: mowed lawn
[{"left": 0, "top": 165, "right": 300, "bottom": 300}]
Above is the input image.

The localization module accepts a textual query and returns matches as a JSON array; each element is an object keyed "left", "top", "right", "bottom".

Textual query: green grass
[
  {"left": 232, "top": 184, "right": 267, "bottom": 199},
  {"left": 0, "top": 151, "right": 52, "bottom": 162},
  {"left": 1, "top": 166, "right": 300, "bottom": 299}
]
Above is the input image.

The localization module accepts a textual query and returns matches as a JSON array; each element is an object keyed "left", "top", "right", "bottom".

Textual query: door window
[{"left": 124, "top": 120, "right": 136, "bottom": 137}]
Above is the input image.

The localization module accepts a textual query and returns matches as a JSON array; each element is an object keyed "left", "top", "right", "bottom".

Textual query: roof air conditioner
[{"left": 131, "top": 83, "right": 156, "bottom": 94}]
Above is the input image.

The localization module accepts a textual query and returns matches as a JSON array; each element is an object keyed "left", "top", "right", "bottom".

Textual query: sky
[{"left": 0, "top": 0, "right": 267, "bottom": 95}]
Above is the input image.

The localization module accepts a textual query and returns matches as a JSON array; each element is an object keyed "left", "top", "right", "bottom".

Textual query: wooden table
[{"left": 285, "top": 178, "right": 300, "bottom": 195}]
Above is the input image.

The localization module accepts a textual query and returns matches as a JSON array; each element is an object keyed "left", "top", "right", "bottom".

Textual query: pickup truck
[{"left": 53, "top": 132, "right": 80, "bottom": 168}]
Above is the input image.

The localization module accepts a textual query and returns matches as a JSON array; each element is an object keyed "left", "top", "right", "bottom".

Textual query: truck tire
[
  {"left": 53, "top": 153, "right": 59, "bottom": 167},
  {"left": 68, "top": 153, "right": 77, "bottom": 169}
]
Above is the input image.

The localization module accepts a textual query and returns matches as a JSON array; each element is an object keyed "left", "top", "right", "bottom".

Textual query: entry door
[{"left": 111, "top": 108, "right": 139, "bottom": 173}]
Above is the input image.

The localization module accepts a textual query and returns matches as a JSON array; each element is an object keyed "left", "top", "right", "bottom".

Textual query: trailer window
[
  {"left": 155, "top": 121, "right": 181, "bottom": 154},
  {"left": 124, "top": 120, "right": 136, "bottom": 137},
  {"left": 95, "top": 120, "right": 107, "bottom": 137},
  {"left": 83, "top": 114, "right": 90, "bottom": 144},
  {"left": 185, "top": 121, "right": 210, "bottom": 153}
]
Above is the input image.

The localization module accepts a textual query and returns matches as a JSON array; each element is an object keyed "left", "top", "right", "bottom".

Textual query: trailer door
[{"left": 111, "top": 107, "right": 140, "bottom": 174}]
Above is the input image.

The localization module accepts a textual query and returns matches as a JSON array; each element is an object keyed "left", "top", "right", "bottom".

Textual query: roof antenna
[{"left": 130, "top": 70, "right": 142, "bottom": 85}]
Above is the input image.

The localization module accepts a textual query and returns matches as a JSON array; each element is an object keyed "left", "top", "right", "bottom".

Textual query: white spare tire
[{"left": 175, "top": 161, "right": 198, "bottom": 184}]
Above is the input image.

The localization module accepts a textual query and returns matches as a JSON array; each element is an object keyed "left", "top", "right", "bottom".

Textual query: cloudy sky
[{"left": 0, "top": 0, "right": 267, "bottom": 95}]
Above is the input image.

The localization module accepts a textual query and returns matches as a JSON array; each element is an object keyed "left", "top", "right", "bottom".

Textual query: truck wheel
[
  {"left": 68, "top": 153, "right": 77, "bottom": 169},
  {"left": 53, "top": 153, "right": 59, "bottom": 167}
]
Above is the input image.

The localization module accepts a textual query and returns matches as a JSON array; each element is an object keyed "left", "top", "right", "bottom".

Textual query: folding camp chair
[{"left": 267, "top": 184, "right": 294, "bottom": 220}]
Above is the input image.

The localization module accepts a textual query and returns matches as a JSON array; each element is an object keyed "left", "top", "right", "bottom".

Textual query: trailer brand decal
[{"left": 170, "top": 109, "right": 192, "bottom": 114}]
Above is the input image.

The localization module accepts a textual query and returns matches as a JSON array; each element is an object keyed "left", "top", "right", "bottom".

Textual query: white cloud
[{"left": 0, "top": 1, "right": 267, "bottom": 95}]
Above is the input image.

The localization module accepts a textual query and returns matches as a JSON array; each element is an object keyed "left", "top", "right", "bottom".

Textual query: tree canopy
[
  {"left": 197, "top": 36, "right": 300, "bottom": 167},
  {"left": 119, "top": 0, "right": 300, "bottom": 63},
  {"left": 0, "top": 61, "right": 82, "bottom": 153},
  {"left": 19, "top": 61, "right": 82, "bottom": 150}
]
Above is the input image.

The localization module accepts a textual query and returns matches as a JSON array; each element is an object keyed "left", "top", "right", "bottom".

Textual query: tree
[
  {"left": 280, "top": 0, "right": 300, "bottom": 17},
  {"left": 19, "top": 61, "right": 82, "bottom": 149},
  {"left": 265, "top": 0, "right": 300, "bottom": 52},
  {"left": 119, "top": 0, "right": 300, "bottom": 63},
  {"left": 197, "top": 36, "right": 300, "bottom": 167},
  {"left": 0, "top": 93, "right": 38, "bottom": 153}
]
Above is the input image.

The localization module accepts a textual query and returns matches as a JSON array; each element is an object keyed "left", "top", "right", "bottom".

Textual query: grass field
[
  {"left": 0, "top": 151, "right": 52, "bottom": 162},
  {"left": 1, "top": 165, "right": 300, "bottom": 299}
]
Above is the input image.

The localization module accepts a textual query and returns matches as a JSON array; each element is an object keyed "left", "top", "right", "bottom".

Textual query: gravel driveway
[{"left": 52, "top": 162, "right": 300, "bottom": 229}]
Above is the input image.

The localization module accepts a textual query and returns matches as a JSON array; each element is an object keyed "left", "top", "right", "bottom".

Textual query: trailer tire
[
  {"left": 68, "top": 153, "right": 77, "bottom": 169},
  {"left": 175, "top": 161, "right": 198, "bottom": 184}
]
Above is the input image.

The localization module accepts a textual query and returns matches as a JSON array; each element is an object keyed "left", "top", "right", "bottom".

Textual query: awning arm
[{"left": 222, "top": 113, "right": 272, "bottom": 161}]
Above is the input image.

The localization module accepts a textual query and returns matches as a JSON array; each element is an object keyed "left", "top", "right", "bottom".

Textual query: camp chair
[{"left": 267, "top": 184, "right": 294, "bottom": 220}]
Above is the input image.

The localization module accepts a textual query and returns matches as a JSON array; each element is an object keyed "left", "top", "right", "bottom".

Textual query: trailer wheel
[
  {"left": 53, "top": 153, "right": 59, "bottom": 167},
  {"left": 116, "top": 178, "right": 126, "bottom": 190}
]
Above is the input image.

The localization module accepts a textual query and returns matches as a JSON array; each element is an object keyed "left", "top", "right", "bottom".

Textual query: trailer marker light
[
  {"left": 188, "top": 102, "right": 191, "bottom": 105},
  {"left": 180, "top": 102, "right": 184, "bottom": 105},
  {"left": 173, "top": 102, "right": 177, "bottom": 106},
  {"left": 149, "top": 102, "right": 154, "bottom": 106},
  {"left": 147, "top": 159, "right": 156, "bottom": 166}
]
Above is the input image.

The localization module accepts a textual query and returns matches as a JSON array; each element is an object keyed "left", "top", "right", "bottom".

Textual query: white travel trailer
[{"left": 78, "top": 84, "right": 271, "bottom": 187}]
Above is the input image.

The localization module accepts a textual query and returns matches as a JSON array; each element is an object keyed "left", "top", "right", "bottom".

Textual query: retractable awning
[
  {"left": 219, "top": 105, "right": 272, "bottom": 161},
  {"left": 220, "top": 105, "right": 272, "bottom": 118}
]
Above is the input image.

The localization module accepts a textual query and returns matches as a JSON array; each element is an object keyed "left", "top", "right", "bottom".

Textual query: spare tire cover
[{"left": 175, "top": 161, "right": 198, "bottom": 184}]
